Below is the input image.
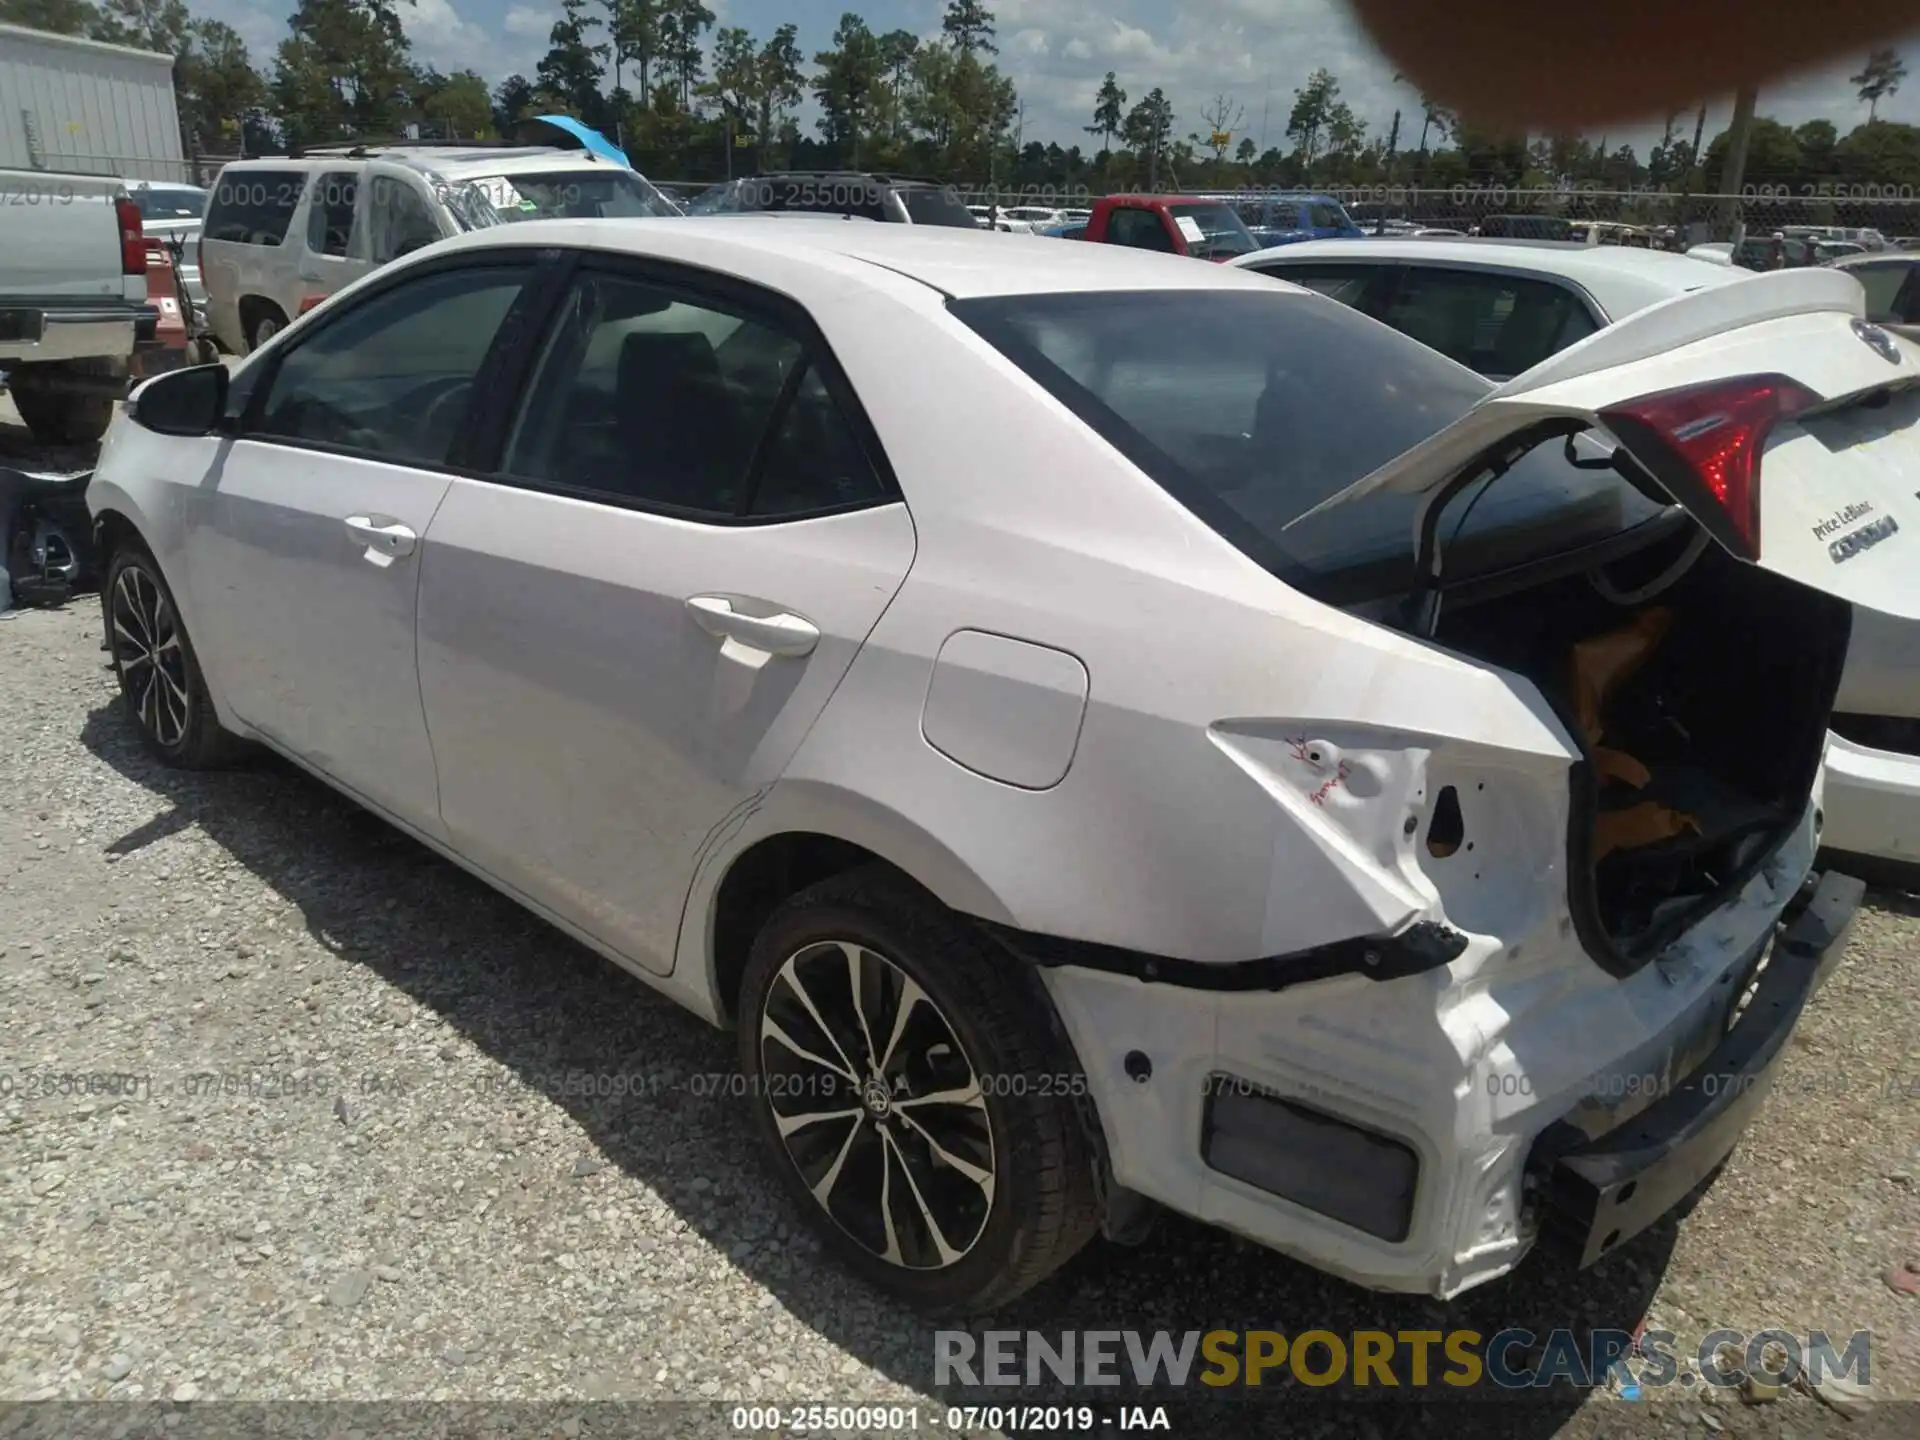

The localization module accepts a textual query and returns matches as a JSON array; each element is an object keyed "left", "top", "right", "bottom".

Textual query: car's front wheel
[
  {"left": 105, "top": 543, "right": 245, "bottom": 768},
  {"left": 738, "top": 868, "right": 1100, "bottom": 1311}
]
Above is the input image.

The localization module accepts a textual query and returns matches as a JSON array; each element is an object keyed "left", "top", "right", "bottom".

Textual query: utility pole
[{"left": 1716, "top": 85, "right": 1759, "bottom": 243}]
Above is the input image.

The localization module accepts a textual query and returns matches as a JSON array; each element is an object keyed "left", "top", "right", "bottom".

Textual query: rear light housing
[
  {"left": 115, "top": 194, "right": 146, "bottom": 276},
  {"left": 298, "top": 294, "right": 329, "bottom": 315},
  {"left": 1598, "top": 374, "right": 1819, "bottom": 560}
]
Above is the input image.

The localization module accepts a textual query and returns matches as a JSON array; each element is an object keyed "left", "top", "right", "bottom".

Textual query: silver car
[{"left": 88, "top": 221, "right": 1920, "bottom": 1308}]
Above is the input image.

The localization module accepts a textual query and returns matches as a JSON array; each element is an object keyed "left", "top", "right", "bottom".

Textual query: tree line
[{"left": 5, "top": 0, "right": 1920, "bottom": 202}]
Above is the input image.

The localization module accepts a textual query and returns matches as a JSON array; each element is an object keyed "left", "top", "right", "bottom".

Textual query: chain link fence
[{"left": 945, "top": 182, "right": 1920, "bottom": 245}]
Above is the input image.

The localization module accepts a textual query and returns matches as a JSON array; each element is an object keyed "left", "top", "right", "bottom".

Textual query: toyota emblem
[{"left": 1853, "top": 318, "right": 1903, "bottom": 364}]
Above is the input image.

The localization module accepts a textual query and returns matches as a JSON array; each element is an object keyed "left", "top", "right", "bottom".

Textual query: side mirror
[{"left": 127, "top": 363, "right": 228, "bottom": 437}]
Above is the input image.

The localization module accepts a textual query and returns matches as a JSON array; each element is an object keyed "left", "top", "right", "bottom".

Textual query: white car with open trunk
[{"left": 85, "top": 222, "right": 1909, "bottom": 1307}]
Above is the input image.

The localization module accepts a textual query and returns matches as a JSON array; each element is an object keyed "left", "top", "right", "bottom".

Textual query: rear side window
[
  {"left": 1255, "top": 263, "right": 1381, "bottom": 306},
  {"left": 951, "top": 288, "right": 1655, "bottom": 597},
  {"left": 1380, "top": 268, "right": 1597, "bottom": 378},
  {"left": 204, "top": 169, "right": 307, "bottom": 246}
]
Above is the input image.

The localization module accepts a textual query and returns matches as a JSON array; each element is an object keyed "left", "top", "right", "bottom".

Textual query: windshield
[
  {"left": 134, "top": 187, "right": 207, "bottom": 221},
  {"left": 951, "top": 288, "right": 1659, "bottom": 599},
  {"left": 461, "top": 169, "right": 680, "bottom": 223},
  {"left": 899, "top": 186, "right": 981, "bottom": 228},
  {"left": 1168, "top": 203, "right": 1257, "bottom": 257}
]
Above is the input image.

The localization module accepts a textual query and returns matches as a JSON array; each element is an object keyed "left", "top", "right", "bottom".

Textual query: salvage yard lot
[{"left": 1, "top": 405, "right": 1918, "bottom": 1438}]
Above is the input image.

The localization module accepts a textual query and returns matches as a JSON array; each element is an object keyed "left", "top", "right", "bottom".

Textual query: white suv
[{"left": 198, "top": 143, "right": 680, "bottom": 353}]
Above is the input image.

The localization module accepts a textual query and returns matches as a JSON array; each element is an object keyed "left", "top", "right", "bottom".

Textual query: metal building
[{"left": 0, "top": 21, "right": 184, "bottom": 183}]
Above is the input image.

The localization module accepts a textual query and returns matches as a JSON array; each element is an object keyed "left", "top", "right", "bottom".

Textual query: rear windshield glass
[
  {"left": 460, "top": 169, "right": 680, "bottom": 222},
  {"left": 951, "top": 288, "right": 1660, "bottom": 599},
  {"left": 1167, "top": 203, "right": 1257, "bottom": 257},
  {"left": 133, "top": 187, "right": 207, "bottom": 221},
  {"left": 204, "top": 170, "right": 307, "bottom": 246},
  {"left": 899, "top": 186, "right": 980, "bottom": 227}
]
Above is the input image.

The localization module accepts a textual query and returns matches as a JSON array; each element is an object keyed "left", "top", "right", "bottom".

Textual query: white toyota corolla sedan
[{"left": 86, "top": 220, "right": 1919, "bottom": 1308}]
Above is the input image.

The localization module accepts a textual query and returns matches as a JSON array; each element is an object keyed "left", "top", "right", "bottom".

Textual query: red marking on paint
[{"left": 1308, "top": 760, "right": 1353, "bottom": 806}]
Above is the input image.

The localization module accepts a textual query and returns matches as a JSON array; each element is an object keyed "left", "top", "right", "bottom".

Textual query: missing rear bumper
[{"left": 1529, "top": 868, "right": 1863, "bottom": 1268}]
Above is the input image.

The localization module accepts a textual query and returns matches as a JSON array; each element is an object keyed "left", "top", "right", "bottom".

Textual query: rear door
[
  {"left": 296, "top": 169, "right": 366, "bottom": 310},
  {"left": 1291, "top": 267, "right": 1920, "bottom": 621},
  {"left": 414, "top": 254, "right": 915, "bottom": 976}
]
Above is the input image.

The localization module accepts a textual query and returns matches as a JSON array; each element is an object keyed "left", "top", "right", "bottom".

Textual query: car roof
[
  {"left": 225, "top": 146, "right": 614, "bottom": 178},
  {"left": 1235, "top": 236, "right": 1749, "bottom": 319},
  {"left": 432, "top": 216, "right": 1285, "bottom": 300}
]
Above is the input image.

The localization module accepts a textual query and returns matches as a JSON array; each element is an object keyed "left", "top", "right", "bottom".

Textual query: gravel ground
[{"left": 1, "top": 398, "right": 1917, "bottom": 1439}]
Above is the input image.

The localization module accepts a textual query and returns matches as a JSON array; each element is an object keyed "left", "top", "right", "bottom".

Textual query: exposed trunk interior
[{"left": 1426, "top": 525, "right": 1851, "bottom": 968}]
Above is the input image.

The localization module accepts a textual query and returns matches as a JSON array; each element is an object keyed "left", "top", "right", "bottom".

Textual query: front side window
[
  {"left": 366, "top": 176, "right": 444, "bottom": 264},
  {"left": 952, "top": 288, "right": 1658, "bottom": 597},
  {"left": 502, "top": 270, "right": 814, "bottom": 515},
  {"left": 1308, "top": 203, "right": 1349, "bottom": 230},
  {"left": 1380, "top": 268, "right": 1597, "bottom": 378},
  {"left": 248, "top": 265, "right": 526, "bottom": 464}
]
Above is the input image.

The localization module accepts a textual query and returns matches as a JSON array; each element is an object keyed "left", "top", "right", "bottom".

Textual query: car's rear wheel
[
  {"left": 738, "top": 868, "right": 1100, "bottom": 1311},
  {"left": 105, "top": 544, "right": 245, "bottom": 769},
  {"left": 244, "top": 304, "right": 286, "bottom": 352}
]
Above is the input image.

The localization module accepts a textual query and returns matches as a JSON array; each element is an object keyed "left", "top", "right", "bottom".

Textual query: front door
[
  {"left": 416, "top": 258, "right": 916, "bottom": 973},
  {"left": 180, "top": 255, "right": 542, "bottom": 835}
]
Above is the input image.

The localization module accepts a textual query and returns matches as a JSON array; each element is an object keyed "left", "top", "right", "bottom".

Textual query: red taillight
[
  {"left": 1599, "top": 374, "right": 1819, "bottom": 558},
  {"left": 115, "top": 195, "right": 146, "bottom": 275}
]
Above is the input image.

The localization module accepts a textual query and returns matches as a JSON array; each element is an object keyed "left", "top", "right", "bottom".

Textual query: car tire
[
  {"left": 738, "top": 866, "right": 1101, "bottom": 1311},
  {"left": 245, "top": 306, "right": 286, "bottom": 352},
  {"left": 7, "top": 359, "right": 122, "bottom": 445},
  {"left": 104, "top": 542, "right": 246, "bottom": 769}
]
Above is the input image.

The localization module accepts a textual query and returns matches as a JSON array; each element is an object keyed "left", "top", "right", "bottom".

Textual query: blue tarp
[{"left": 528, "top": 115, "right": 631, "bottom": 169}]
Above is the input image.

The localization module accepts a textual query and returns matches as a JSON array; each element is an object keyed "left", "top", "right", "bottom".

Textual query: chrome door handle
[
  {"left": 685, "top": 595, "right": 820, "bottom": 658},
  {"left": 344, "top": 514, "right": 417, "bottom": 562}
]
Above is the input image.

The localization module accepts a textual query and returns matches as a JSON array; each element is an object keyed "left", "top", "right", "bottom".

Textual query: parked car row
[{"left": 84, "top": 209, "right": 1920, "bottom": 1319}]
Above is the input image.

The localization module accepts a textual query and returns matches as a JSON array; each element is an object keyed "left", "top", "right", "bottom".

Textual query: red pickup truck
[{"left": 1070, "top": 195, "right": 1261, "bottom": 260}]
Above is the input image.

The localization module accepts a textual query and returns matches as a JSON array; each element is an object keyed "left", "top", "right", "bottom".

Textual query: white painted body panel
[{"left": 90, "top": 221, "right": 1894, "bottom": 1297}]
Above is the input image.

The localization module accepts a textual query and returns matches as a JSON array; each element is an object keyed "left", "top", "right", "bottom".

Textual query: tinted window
[
  {"left": 1308, "top": 203, "right": 1347, "bottom": 229},
  {"left": 1256, "top": 263, "right": 1381, "bottom": 305},
  {"left": 899, "top": 186, "right": 980, "bottom": 227},
  {"left": 1380, "top": 268, "right": 1597, "bottom": 378},
  {"left": 204, "top": 169, "right": 307, "bottom": 245},
  {"left": 366, "top": 176, "right": 444, "bottom": 264},
  {"left": 502, "top": 271, "right": 806, "bottom": 515},
  {"left": 133, "top": 186, "right": 206, "bottom": 221},
  {"left": 749, "top": 366, "right": 888, "bottom": 516},
  {"left": 463, "top": 169, "right": 679, "bottom": 222},
  {"left": 306, "top": 171, "right": 357, "bottom": 258},
  {"left": 1109, "top": 208, "right": 1174, "bottom": 251},
  {"left": 250, "top": 266, "right": 524, "bottom": 464},
  {"left": 951, "top": 289, "right": 1656, "bottom": 596}
]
